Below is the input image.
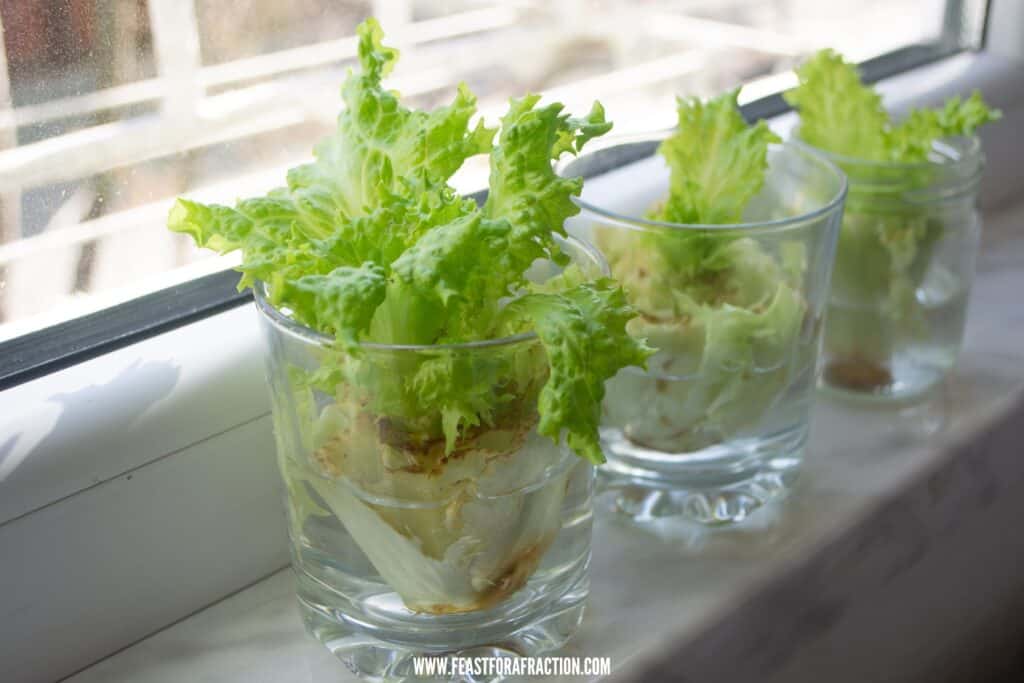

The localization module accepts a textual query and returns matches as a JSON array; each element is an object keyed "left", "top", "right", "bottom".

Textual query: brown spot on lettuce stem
[
  {"left": 415, "top": 535, "right": 556, "bottom": 615},
  {"left": 825, "top": 356, "right": 893, "bottom": 391}
]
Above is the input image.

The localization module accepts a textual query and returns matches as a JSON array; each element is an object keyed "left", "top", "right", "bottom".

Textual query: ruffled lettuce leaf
[
  {"left": 485, "top": 96, "right": 610, "bottom": 258},
  {"left": 282, "top": 263, "right": 388, "bottom": 350},
  {"left": 887, "top": 91, "right": 1001, "bottom": 161},
  {"left": 286, "top": 19, "right": 495, "bottom": 224},
  {"left": 167, "top": 199, "right": 254, "bottom": 252},
  {"left": 643, "top": 90, "right": 780, "bottom": 285},
  {"left": 654, "top": 89, "right": 780, "bottom": 225},
  {"left": 782, "top": 49, "right": 888, "bottom": 159},
  {"left": 784, "top": 49, "right": 1000, "bottom": 162},
  {"left": 169, "top": 17, "right": 644, "bottom": 462},
  {"left": 504, "top": 281, "right": 653, "bottom": 464}
]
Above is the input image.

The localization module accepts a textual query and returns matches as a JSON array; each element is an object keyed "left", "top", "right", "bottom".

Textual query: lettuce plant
[
  {"left": 597, "top": 91, "right": 805, "bottom": 452},
  {"left": 169, "top": 19, "right": 651, "bottom": 613},
  {"left": 785, "top": 49, "right": 999, "bottom": 390}
]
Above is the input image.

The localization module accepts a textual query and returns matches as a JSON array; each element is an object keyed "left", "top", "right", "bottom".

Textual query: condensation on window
[{"left": 0, "top": 0, "right": 968, "bottom": 340}]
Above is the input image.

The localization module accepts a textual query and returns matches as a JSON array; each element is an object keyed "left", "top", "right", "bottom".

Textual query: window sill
[{"left": 63, "top": 197, "right": 1024, "bottom": 682}]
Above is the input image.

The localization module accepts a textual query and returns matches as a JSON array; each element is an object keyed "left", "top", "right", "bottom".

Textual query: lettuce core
[{"left": 596, "top": 91, "right": 806, "bottom": 453}]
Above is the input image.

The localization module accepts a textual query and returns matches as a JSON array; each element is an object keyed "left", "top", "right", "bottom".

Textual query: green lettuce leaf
[
  {"left": 282, "top": 263, "right": 388, "bottom": 350},
  {"left": 887, "top": 91, "right": 1002, "bottom": 161},
  {"left": 484, "top": 95, "right": 612, "bottom": 274},
  {"left": 782, "top": 49, "right": 888, "bottom": 159},
  {"left": 784, "top": 49, "right": 1000, "bottom": 162},
  {"left": 286, "top": 20, "right": 495, "bottom": 223},
  {"left": 505, "top": 281, "right": 653, "bottom": 464},
  {"left": 641, "top": 90, "right": 780, "bottom": 285},
  {"left": 654, "top": 89, "right": 780, "bottom": 225},
  {"left": 167, "top": 199, "right": 254, "bottom": 253}
]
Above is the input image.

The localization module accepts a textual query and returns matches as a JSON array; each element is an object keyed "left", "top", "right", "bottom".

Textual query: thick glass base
[
  {"left": 598, "top": 426, "right": 804, "bottom": 526},
  {"left": 296, "top": 568, "right": 588, "bottom": 682},
  {"left": 816, "top": 378, "right": 950, "bottom": 446}
]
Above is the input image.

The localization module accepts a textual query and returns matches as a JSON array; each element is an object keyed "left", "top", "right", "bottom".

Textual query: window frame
[{"left": 0, "top": 269, "right": 246, "bottom": 390}]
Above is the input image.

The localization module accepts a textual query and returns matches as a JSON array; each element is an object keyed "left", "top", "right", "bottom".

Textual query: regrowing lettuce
[
  {"left": 596, "top": 91, "right": 807, "bottom": 453},
  {"left": 785, "top": 49, "right": 999, "bottom": 392},
  {"left": 170, "top": 18, "right": 649, "bottom": 462},
  {"left": 169, "top": 19, "right": 651, "bottom": 614},
  {"left": 785, "top": 49, "right": 999, "bottom": 163},
  {"left": 655, "top": 89, "right": 781, "bottom": 225}
]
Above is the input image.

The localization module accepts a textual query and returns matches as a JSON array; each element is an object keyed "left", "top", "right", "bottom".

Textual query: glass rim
[
  {"left": 253, "top": 234, "right": 607, "bottom": 352},
  {"left": 558, "top": 131, "right": 848, "bottom": 233},
  {"left": 791, "top": 133, "right": 983, "bottom": 172}
]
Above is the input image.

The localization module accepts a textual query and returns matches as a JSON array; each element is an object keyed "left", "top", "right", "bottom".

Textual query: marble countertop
[{"left": 68, "top": 204, "right": 1024, "bottom": 683}]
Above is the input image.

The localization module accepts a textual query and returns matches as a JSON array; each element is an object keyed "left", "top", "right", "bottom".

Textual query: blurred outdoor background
[{"left": 0, "top": 0, "right": 984, "bottom": 339}]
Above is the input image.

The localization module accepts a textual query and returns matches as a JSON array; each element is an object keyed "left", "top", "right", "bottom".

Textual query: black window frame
[{"left": 0, "top": 12, "right": 989, "bottom": 392}]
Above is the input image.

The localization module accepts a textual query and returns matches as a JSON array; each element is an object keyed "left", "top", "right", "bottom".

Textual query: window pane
[
  {"left": 0, "top": 0, "right": 986, "bottom": 342},
  {"left": 0, "top": 1, "right": 158, "bottom": 143},
  {"left": 196, "top": 0, "right": 370, "bottom": 65}
]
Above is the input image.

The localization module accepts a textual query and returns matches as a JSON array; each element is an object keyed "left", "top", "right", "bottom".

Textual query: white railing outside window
[{"left": 0, "top": 0, "right": 981, "bottom": 341}]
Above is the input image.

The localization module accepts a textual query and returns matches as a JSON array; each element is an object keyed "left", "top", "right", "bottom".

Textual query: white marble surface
[{"left": 68, "top": 204, "right": 1024, "bottom": 683}]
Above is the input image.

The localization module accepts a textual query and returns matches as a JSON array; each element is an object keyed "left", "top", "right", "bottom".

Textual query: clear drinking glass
[
  {"left": 559, "top": 135, "right": 846, "bottom": 525},
  {"left": 816, "top": 137, "right": 983, "bottom": 400},
  {"left": 255, "top": 238, "right": 602, "bottom": 679}
]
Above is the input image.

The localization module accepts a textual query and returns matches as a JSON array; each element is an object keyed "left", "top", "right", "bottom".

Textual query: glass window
[{"left": 0, "top": 0, "right": 988, "bottom": 342}]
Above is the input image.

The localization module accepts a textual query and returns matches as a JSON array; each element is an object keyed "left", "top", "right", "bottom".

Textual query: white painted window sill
[{"left": 64, "top": 200, "right": 1024, "bottom": 682}]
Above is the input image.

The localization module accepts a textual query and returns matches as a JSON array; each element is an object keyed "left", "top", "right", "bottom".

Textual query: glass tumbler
[
  {"left": 559, "top": 136, "right": 846, "bottom": 525},
  {"left": 816, "top": 137, "right": 984, "bottom": 400},
  {"left": 255, "top": 238, "right": 601, "bottom": 680}
]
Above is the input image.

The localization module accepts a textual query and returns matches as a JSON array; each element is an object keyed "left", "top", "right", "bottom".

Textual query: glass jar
[
  {"left": 816, "top": 137, "right": 983, "bottom": 400},
  {"left": 559, "top": 136, "right": 846, "bottom": 525},
  {"left": 255, "top": 238, "right": 601, "bottom": 679}
]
